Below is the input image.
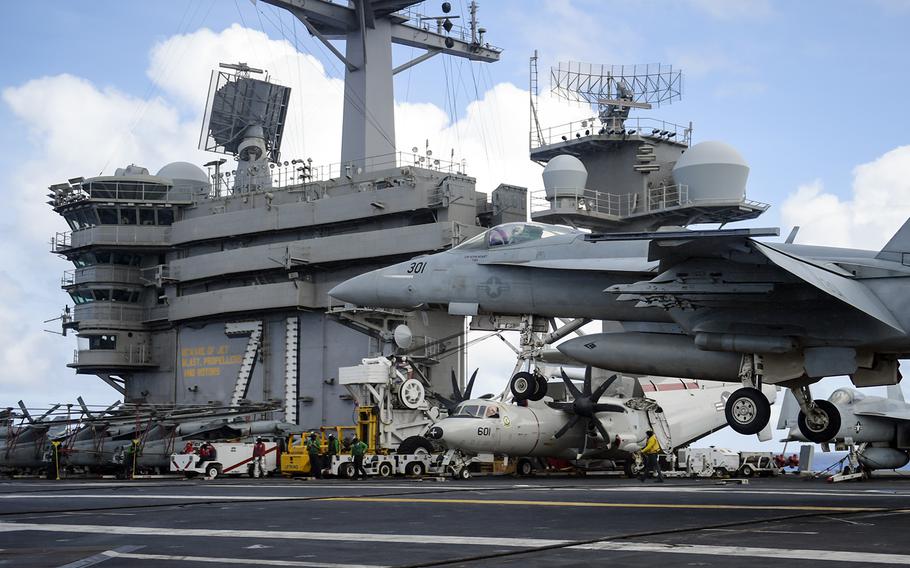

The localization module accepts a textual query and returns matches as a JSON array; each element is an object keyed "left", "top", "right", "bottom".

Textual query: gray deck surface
[{"left": 1, "top": 474, "right": 909, "bottom": 567}]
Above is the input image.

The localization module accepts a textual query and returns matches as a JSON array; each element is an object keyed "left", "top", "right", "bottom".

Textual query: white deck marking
[
  {"left": 0, "top": 522, "right": 568, "bottom": 547},
  {"left": 0, "top": 494, "right": 291, "bottom": 501},
  {"left": 574, "top": 541, "right": 910, "bottom": 564},
  {"left": 3, "top": 522, "right": 910, "bottom": 564},
  {"left": 99, "top": 550, "right": 384, "bottom": 568}
]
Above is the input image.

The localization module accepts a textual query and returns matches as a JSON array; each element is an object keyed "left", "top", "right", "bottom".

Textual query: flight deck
[{"left": 1, "top": 476, "right": 909, "bottom": 567}]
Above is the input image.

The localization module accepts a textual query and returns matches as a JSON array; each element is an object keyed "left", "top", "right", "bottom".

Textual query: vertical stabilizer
[
  {"left": 876, "top": 217, "right": 910, "bottom": 260},
  {"left": 776, "top": 389, "right": 800, "bottom": 430},
  {"left": 886, "top": 384, "right": 906, "bottom": 403}
]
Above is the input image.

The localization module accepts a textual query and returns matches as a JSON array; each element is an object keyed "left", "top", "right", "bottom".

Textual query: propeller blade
[
  {"left": 593, "top": 403, "right": 626, "bottom": 413},
  {"left": 553, "top": 415, "right": 580, "bottom": 439},
  {"left": 560, "top": 368, "right": 582, "bottom": 399},
  {"left": 436, "top": 395, "right": 456, "bottom": 411},
  {"left": 464, "top": 369, "right": 478, "bottom": 400},
  {"left": 546, "top": 401, "right": 574, "bottom": 412},
  {"left": 583, "top": 366, "right": 592, "bottom": 396},
  {"left": 590, "top": 417, "right": 611, "bottom": 442},
  {"left": 450, "top": 370, "right": 462, "bottom": 403},
  {"left": 591, "top": 374, "right": 619, "bottom": 402}
]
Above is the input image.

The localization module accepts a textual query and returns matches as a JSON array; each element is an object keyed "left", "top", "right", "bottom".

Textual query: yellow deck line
[{"left": 318, "top": 496, "right": 884, "bottom": 513}]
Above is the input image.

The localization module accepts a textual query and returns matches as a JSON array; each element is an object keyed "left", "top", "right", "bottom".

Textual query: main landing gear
[{"left": 724, "top": 355, "right": 841, "bottom": 443}]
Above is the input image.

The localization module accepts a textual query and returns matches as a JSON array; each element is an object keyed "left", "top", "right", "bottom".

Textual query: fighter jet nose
[
  {"left": 427, "top": 426, "right": 444, "bottom": 440},
  {"left": 329, "top": 272, "right": 378, "bottom": 305}
]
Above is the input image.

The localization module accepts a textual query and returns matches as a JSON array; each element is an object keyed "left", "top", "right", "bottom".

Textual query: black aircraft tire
[
  {"left": 510, "top": 372, "right": 538, "bottom": 401},
  {"left": 397, "top": 436, "right": 434, "bottom": 455},
  {"left": 517, "top": 459, "right": 534, "bottom": 477},
  {"left": 724, "top": 387, "right": 771, "bottom": 435},
  {"left": 528, "top": 375, "right": 548, "bottom": 401},
  {"left": 797, "top": 399, "right": 841, "bottom": 443}
]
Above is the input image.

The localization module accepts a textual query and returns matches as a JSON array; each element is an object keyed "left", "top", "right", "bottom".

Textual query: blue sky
[{"left": 2, "top": 0, "right": 910, "bottom": 452}]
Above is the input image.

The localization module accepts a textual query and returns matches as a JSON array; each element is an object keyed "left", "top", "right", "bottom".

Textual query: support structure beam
[{"left": 393, "top": 49, "right": 441, "bottom": 75}]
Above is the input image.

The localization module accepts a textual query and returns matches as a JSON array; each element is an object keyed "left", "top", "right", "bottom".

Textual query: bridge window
[{"left": 87, "top": 334, "right": 117, "bottom": 350}]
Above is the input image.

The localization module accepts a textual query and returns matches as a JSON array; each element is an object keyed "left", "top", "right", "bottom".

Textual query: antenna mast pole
[{"left": 262, "top": 0, "right": 501, "bottom": 172}]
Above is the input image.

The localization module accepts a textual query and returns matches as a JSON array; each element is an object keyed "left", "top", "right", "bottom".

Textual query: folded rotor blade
[{"left": 553, "top": 415, "right": 581, "bottom": 439}]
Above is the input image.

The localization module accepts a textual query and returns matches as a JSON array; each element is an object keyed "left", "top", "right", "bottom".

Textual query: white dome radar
[
  {"left": 542, "top": 154, "right": 588, "bottom": 200},
  {"left": 672, "top": 141, "right": 749, "bottom": 203},
  {"left": 157, "top": 162, "right": 210, "bottom": 184}
]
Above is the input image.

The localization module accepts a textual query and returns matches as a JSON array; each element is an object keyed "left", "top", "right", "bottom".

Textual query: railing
[
  {"left": 51, "top": 231, "right": 71, "bottom": 252},
  {"left": 530, "top": 185, "right": 692, "bottom": 218},
  {"left": 530, "top": 188, "right": 637, "bottom": 218},
  {"left": 73, "top": 343, "right": 151, "bottom": 366},
  {"left": 62, "top": 266, "right": 143, "bottom": 288},
  {"left": 53, "top": 225, "right": 171, "bottom": 251},
  {"left": 72, "top": 303, "right": 147, "bottom": 323},
  {"left": 144, "top": 305, "right": 169, "bottom": 322},
  {"left": 49, "top": 179, "right": 194, "bottom": 208},
  {"left": 208, "top": 152, "right": 469, "bottom": 197},
  {"left": 647, "top": 184, "right": 689, "bottom": 212},
  {"left": 532, "top": 116, "right": 692, "bottom": 150},
  {"left": 396, "top": 6, "right": 502, "bottom": 53}
]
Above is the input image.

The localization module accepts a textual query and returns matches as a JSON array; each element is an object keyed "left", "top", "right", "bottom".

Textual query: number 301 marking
[{"left": 407, "top": 262, "right": 426, "bottom": 274}]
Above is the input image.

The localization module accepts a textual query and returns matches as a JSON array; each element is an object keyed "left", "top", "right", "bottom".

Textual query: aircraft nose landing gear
[
  {"left": 724, "top": 387, "right": 771, "bottom": 435},
  {"left": 509, "top": 371, "right": 547, "bottom": 402},
  {"left": 792, "top": 385, "right": 841, "bottom": 443}
]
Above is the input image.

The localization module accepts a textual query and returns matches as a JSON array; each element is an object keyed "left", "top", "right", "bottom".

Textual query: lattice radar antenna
[
  {"left": 199, "top": 63, "right": 291, "bottom": 192},
  {"left": 550, "top": 61, "right": 682, "bottom": 125}
]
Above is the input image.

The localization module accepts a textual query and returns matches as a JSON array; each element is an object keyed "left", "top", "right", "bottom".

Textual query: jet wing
[
  {"left": 853, "top": 409, "right": 910, "bottom": 421},
  {"left": 752, "top": 242, "right": 904, "bottom": 334},
  {"left": 606, "top": 230, "right": 905, "bottom": 335}
]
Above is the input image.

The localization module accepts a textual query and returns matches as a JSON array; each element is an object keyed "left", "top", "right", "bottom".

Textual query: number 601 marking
[{"left": 477, "top": 427, "right": 491, "bottom": 436}]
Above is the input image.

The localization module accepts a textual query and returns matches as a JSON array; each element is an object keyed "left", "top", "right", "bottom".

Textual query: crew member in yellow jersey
[{"left": 639, "top": 430, "right": 664, "bottom": 482}]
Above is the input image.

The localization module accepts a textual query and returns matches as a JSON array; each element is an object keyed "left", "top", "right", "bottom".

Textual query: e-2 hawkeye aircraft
[
  {"left": 330, "top": 219, "right": 910, "bottom": 443},
  {"left": 424, "top": 366, "right": 776, "bottom": 475}
]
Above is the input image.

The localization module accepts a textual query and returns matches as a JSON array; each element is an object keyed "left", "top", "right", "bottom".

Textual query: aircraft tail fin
[
  {"left": 886, "top": 384, "right": 906, "bottom": 403},
  {"left": 775, "top": 389, "right": 800, "bottom": 431},
  {"left": 876, "top": 218, "right": 910, "bottom": 260}
]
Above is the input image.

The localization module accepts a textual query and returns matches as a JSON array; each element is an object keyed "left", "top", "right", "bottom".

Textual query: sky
[{"left": 2, "top": 0, "right": 910, "bottom": 453}]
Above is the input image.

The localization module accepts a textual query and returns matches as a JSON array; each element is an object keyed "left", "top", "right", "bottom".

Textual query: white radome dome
[
  {"left": 542, "top": 154, "right": 588, "bottom": 199},
  {"left": 672, "top": 141, "right": 749, "bottom": 203},
  {"left": 157, "top": 161, "right": 210, "bottom": 185}
]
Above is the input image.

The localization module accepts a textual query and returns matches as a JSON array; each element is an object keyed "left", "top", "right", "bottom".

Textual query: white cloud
[
  {"left": 689, "top": 0, "right": 775, "bottom": 20},
  {"left": 782, "top": 146, "right": 910, "bottom": 249}
]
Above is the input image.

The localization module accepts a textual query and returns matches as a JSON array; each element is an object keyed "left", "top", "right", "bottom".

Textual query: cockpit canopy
[
  {"left": 454, "top": 222, "right": 576, "bottom": 251},
  {"left": 452, "top": 402, "right": 501, "bottom": 419},
  {"left": 829, "top": 388, "right": 862, "bottom": 405}
]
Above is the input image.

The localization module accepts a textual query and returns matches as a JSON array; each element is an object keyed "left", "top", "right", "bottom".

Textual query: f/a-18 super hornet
[
  {"left": 778, "top": 385, "right": 910, "bottom": 476},
  {"left": 330, "top": 219, "right": 910, "bottom": 443},
  {"left": 425, "top": 366, "right": 776, "bottom": 475}
]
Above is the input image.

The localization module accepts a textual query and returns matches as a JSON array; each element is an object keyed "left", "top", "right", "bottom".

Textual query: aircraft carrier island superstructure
[{"left": 44, "top": 0, "right": 524, "bottom": 428}]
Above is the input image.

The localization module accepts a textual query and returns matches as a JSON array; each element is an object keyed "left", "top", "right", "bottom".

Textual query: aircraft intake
[{"left": 558, "top": 332, "right": 743, "bottom": 381}]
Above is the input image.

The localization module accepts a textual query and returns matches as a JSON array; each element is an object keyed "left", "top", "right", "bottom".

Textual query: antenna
[
  {"left": 199, "top": 63, "right": 290, "bottom": 165},
  {"left": 550, "top": 61, "right": 682, "bottom": 127}
]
